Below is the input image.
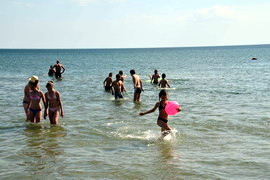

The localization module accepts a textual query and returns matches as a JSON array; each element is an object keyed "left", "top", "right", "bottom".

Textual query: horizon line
[{"left": 0, "top": 43, "right": 269, "bottom": 50}]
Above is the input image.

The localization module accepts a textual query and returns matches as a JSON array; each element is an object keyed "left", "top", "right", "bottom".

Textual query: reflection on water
[
  {"left": 159, "top": 142, "right": 174, "bottom": 161},
  {"left": 18, "top": 123, "right": 66, "bottom": 174}
]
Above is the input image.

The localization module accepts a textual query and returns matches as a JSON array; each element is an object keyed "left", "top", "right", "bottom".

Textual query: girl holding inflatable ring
[{"left": 139, "top": 90, "right": 181, "bottom": 136}]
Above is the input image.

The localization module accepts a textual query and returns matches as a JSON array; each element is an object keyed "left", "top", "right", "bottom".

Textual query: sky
[{"left": 1, "top": 0, "right": 270, "bottom": 48}]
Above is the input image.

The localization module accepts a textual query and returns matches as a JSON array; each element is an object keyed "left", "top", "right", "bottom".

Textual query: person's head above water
[
  {"left": 46, "top": 81, "right": 54, "bottom": 89},
  {"left": 159, "top": 89, "right": 168, "bottom": 101},
  {"left": 119, "top": 71, "right": 123, "bottom": 75},
  {"left": 130, "top": 69, "right": 135, "bottom": 75},
  {"left": 162, "top": 73, "right": 166, "bottom": 79},
  {"left": 116, "top": 74, "right": 121, "bottom": 80},
  {"left": 28, "top": 75, "right": 39, "bottom": 84},
  {"left": 154, "top": 69, "right": 158, "bottom": 74}
]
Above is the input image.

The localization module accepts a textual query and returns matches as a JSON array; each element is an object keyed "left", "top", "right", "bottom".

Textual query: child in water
[
  {"left": 44, "top": 81, "right": 64, "bottom": 124},
  {"left": 151, "top": 69, "right": 160, "bottom": 84},
  {"left": 139, "top": 90, "right": 180, "bottom": 135},
  {"left": 158, "top": 73, "right": 170, "bottom": 88}
]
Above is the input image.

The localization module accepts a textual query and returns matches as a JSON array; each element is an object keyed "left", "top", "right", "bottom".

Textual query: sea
[{"left": 0, "top": 45, "right": 269, "bottom": 179}]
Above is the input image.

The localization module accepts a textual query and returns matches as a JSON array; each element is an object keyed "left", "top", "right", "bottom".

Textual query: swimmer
[
  {"left": 27, "top": 79, "right": 46, "bottom": 123},
  {"left": 103, "top": 72, "right": 113, "bottom": 92},
  {"left": 53, "top": 60, "right": 65, "bottom": 78},
  {"left": 158, "top": 73, "right": 171, "bottom": 88},
  {"left": 112, "top": 74, "right": 126, "bottom": 99},
  {"left": 44, "top": 81, "right": 64, "bottom": 125},
  {"left": 130, "top": 69, "right": 144, "bottom": 101},
  {"left": 48, "top": 65, "right": 56, "bottom": 76},
  {"left": 151, "top": 69, "right": 160, "bottom": 84},
  {"left": 139, "top": 90, "right": 180, "bottom": 135}
]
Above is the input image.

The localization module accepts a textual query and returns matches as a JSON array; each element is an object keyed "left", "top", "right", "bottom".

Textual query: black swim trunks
[
  {"left": 134, "top": 88, "right": 142, "bottom": 94},
  {"left": 105, "top": 86, "right": 112, "bottom": 91},
  {"left": 55, "top": 72, "right": 61, "bottom": 78}
]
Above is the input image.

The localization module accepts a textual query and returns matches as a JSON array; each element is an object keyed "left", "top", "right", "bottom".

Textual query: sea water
[{"left": 0, "top": 45, "right": 269, "bottom": 179}]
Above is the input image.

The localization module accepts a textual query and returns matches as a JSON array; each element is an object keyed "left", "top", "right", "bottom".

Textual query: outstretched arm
[
  {"left": 61, "top": 65, "right": 65, "bottom": 74},
  {"left": 139, "top": 102, "right": 159, "bottom": 116}
]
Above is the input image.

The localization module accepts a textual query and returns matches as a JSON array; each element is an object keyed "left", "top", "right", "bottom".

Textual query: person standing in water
[
  {"left": 23, "top": 76, "right": 40, "bottom": 120},
  {"left": 119, "top": 70, "right": 127, "bottom": 93},
  {"left": 139, "top": 90, "right": 180, "bottom": 135},
  {"left": 27, "top": 80, "right": 46, "bottom": 123},
  {"left": 44, "top": 81, "right": 64, "bottom": 124},
  {"left": 130, "top": 69, "right": 144, "bottom": 101},
  {"left": 118, "top": 71, "right": 127, "bottom": 83},
  {"left": 151, "top": 69, "right": 160, "bottom": 84},
  {"left": 103, "top": 72, "right": 113, "bottom": 92},
  {"left": 53, "top": 60, "right": 65, "bottom": 78},
  {"left": 158, "top": 73, "right": 171, "bottom": 88},
  {"left": 111, "top": 74, "right": 126, "bottom": 99}
]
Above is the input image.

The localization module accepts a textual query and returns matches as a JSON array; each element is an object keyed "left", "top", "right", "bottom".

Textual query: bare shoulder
[{"left": 155, "top": 101, "right": 160, "bottom": 107}]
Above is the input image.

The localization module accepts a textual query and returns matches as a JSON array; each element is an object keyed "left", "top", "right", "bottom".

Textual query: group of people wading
[{"left": 23, "top": 60, "right": 65, "bottom": 125}]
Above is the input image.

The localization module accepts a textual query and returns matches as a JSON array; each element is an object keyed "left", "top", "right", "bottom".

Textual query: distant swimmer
[
  {"left": 130, "top": 69, "right": 144, "bottom": 102},
  {"left": 53, "top": 60, "right": 65, "bottom": 78},
  {"left": 112, "top": 74, "right": 126, "bottom": 99},
  {"left": 251, "top": 57, "right": 257, "bottom": 60},
  {"left": 103, "top": 72, "right": 113, "bottom": 92},
  {"left": 48, "top": 65, "right": 56, "bottom": 76},
  {"left": 139, "top": 90, "right": 181, "bottom": 136},
  {"left": 151, "top": 69, "right": 160, "bottom": 84},
  {"left": 23, "top": 76, "right": 40, "bottom": 120},
  {"left": 44, "top": 81, "right": 64, "bottom": 125},
  {"left": 158, "top": 73, "right": 171, "bottom": 88}
]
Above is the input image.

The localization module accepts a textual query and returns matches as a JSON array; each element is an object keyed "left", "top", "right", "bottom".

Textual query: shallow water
[{"left": 0, "top": 46, "right": 270, "bottom": 179}]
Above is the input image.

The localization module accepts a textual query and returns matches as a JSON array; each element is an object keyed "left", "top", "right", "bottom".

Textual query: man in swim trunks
[
  {"left": 53, "top": 60, "right": 65, "bottom": 78},
  {"left": 130, "top": 69, "right": 144, "bottom": 102},
  {"left": 112, "top": 74, "right": 126, "bottom": 99},
  {"left": 103, "top": 72, "right": 113, "bottom": 92}
]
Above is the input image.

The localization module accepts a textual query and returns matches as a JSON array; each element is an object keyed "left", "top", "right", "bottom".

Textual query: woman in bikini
[
  {"left": 23, "top": 76, "right": 40, "bottom": 120},
  {"left": 139, "top": 90, "right": 180, "bottom": 135},
  {"left": 44, "top": 81, "right": 64, "bottom": 124},
  {"left": 151, "top": 69, "right": 160, "bottom": 84},
  {"left": 27, "top": 80, "right": 45, "bottom": 123}
]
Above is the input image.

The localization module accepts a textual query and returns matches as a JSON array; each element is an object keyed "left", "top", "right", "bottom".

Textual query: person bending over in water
[
  {"left": 151, "top": 69, "right": 160, "bottom": 84},
  {"left": 158, "top": 73, "right": 171, "bottom": 88},
  {"left": 53, "top": 60, "right": 65, "bottom": 78},
  {"left": 27, "top": 80, "right": 45, "bottom": 123},
  {"left": 130, "top": 69, "right": 144, "bottom": 101},
  {"left": 44, "top": 81, "right": 64, "bottom": 124},
  {"left": 48, "top": 65, "right": 55, "bottom": 76},
  {"left": 139, "top": 90, "right": 180, "bottom": 136},
  {"left": 103, "top": 72, "right": 113, "bottom": 92},
  {"left": 112, "top": 74, "right": 126, "bottom": 99},
  {"left": 23, "top": 76, "right": 40, "bottom": 120},
  {"left": 118, "top": 70, "right": 127, "bottom": 83}
]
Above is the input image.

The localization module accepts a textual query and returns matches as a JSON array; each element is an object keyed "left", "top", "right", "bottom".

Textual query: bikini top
[
  {"left": 47, "top": 92, "right": 57, "bottom": 100},
  {"left": 30, "top": 93, "right": 40, "bottom": 101},
  {"left": 159, "top": 102, "right": 166, "bottom": 110}
]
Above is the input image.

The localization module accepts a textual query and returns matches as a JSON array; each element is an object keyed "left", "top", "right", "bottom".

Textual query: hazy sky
[{"left": 1, "top": 0, "right": 270, "bottom": 48}]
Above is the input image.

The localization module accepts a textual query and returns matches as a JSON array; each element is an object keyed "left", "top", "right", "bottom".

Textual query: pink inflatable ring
[{"left": 165, "top": 101, "right": 180, "bottom": 116}]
